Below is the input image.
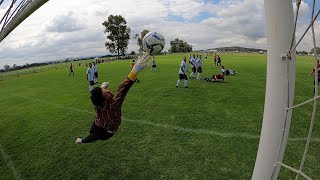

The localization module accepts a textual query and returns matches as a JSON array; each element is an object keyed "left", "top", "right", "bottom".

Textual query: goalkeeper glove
[{"left": 128, "top": 52, "right": 150, "bottom": 81}]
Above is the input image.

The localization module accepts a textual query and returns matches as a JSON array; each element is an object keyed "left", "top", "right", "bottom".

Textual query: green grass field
[{"left": 0, "top": 53, "right": 319, "bottom": 179}]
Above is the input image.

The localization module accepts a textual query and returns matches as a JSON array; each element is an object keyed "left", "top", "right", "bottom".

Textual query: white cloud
[
  {"left": 167, "top": 0, "right": 205, "bottom": 20},
  {"left": 0, "top": 0, "right": 318, "bottom": 68},
  {"left": 44, "top": 11, "right": 85, "bottom": 32}
]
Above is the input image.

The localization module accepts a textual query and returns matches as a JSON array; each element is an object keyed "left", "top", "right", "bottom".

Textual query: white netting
[
  {"left": 0, "top": 0, "right": 48, "bottom": 42},
  {"left": 271, "top": 0, "right": 319, "bottom": 179},
  {"left": 0, "top": 0, "right": 30, "bottom": 32}
]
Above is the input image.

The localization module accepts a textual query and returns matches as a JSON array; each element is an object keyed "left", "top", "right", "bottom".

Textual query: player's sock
[
  {"left": 176, "top": 79, "right": 180, "bottom": 87},
  {"left": 184, "top": 80, "right": 188, "bottom": 87},
  {"left": 199, "top": 73, "right": 201, "bottom": 79},
  {"left": 89, "top": 85, "right": 93, "bottom": 93}
]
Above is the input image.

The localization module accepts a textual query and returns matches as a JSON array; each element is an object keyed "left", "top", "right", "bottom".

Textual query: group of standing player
[
  {"left": 175, "top": 53, "right": 204, "bottom": 88},
  {"left": 176, "top": 52, "right": 228, "bottom": 88}
]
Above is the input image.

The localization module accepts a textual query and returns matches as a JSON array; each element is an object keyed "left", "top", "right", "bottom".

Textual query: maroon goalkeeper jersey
[{"left": 94, "top": 78, "right": 134, "bottom": 133}]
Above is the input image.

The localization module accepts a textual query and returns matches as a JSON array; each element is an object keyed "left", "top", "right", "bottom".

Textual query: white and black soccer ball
[{"left": 142, "top": 32, "right": 165, "bottom": 55}]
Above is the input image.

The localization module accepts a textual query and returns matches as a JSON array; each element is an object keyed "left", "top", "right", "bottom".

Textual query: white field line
[
  {"left": 12, "top": 95, "right": 320, "bottom": 142},
  {"left": 0, "top": 144, "right": 22, "bottom": 180}
]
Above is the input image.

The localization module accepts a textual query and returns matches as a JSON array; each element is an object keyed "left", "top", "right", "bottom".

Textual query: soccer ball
[{"left": 142, "top": 32, "right": 165, "bottom": 55}]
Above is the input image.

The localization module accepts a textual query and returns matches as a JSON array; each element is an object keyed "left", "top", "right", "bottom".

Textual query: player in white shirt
[
  {"left": 92, "top": 62, "right": 98, "bottom": 84},
  {"left": 176, "top": 57, "right": 188, "bottom": 88},
  {"left": 204, "top": 50, "right": 208, "bottom": 59},
  {"left": 86, "top": 63, "right": 95, "bottom": 93},
  {"left": 189, "top": 54, "right": 196, "bottom": 78},
  {"left": 221, "top": 66, "right": 236, "bottom": 75},
  {"left": 196, "top": 55, "right": 203, "bottom": 80},
  {"left": 150, "top": 56, "right": 157, "bottom": 71},
  {"left": 221, "top": 66, "right": 226, "bottom": 75}
]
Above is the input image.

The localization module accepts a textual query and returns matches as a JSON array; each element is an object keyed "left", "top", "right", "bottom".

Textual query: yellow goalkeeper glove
[{"left": 128, "top": 52, "right": 150, "bottom": 81}]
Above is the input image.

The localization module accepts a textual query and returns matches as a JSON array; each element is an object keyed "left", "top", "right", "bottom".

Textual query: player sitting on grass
[
  {"left": 75, "top": 53, "right": 150, "bottom": 144},
  {"left": 221, "top": 66, "right": 236, "bottom": 75},
  {"left": 204, "top": 73, "right": 224, "bottom": 82}
]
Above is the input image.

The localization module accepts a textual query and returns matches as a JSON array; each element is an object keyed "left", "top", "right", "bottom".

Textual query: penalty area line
[
  {"left": 15, "top": 95, "right": 320, "bottom": 142},
  {"left": 0, "top": 144, "right": 22, "bottom": 180}
]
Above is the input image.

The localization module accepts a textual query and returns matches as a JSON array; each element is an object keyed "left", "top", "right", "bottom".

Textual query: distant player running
[
  {"left": 86, "top": 63, "right": 95, "bottom": 93},
  {"left": 217, "top": 55, "right": 222, "bottom": 67},
  {"left": 75, "top": 53, "right": 150, "bottom": 144},
  {"left": 176, "top": 56, "right": 188, "bottom": 88},
  {"left": 69, "top": 63, "right": 74, "bottom": 76},
  {"left": 307, "top": 60, "right": 320, "bottom": 93},
  {"left": 214, "top": 53, "right": 217, "bottom": 66}
]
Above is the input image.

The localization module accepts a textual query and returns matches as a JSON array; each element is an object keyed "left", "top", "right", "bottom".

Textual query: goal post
[
  {"left": 0, "top": 0, "right": 49, "bottom": 42},
  {"left": 252, "top": 0, "right": 296, "bottom": 179}
]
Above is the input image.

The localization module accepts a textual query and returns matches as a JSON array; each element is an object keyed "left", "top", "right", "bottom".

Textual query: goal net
[
  {"left": 0, "top": 0, "right": 48, "bottom": 42},
  {"left": 253, "top": 0, "right": 319, "bottom": 179}
]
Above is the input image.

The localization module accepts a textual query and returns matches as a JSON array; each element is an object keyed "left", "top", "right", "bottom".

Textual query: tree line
[{"left": 2, "top": 14, "right": 193, "bottom": 72}]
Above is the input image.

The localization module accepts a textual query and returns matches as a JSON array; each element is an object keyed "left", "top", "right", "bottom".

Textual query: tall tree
[
  {"left": 169, "top": 38, "right": 192, "bottom": 53},
  {"left": 3, "top": 64, "right": 10, "bottom": 71},
  {"left": 134, "top": 29, "right": 149, "bottom": 53},
  {"left": 102, "top": 15, "right": 131, "bottom": 59},
  {"left": 310, "top": 47, "right": 320, "bottom": 54}
]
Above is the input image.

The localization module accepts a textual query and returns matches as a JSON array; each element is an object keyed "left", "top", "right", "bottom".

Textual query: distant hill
[{"left": 207, "top": 46, "right": 267, "bottom": 53}]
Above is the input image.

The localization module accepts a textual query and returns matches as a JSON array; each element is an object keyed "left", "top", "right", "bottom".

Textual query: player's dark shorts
[
  {"left": 89, "top": 81, "right": 94, "bottom": 85},
  {"left": 197, "top": 67, "right": 202, "bottom": 73},
  {"left": 152, "top": 65, "right": 157, "bottom": 68},
  {"left": 179, "top": 74, "right": 188, "bottom": 80},
  {"left": 192, "top": 67, "right": 196, "bottom": 73},
  {"left": 94, "top": 72, "right": 98, "bottom": 78}
]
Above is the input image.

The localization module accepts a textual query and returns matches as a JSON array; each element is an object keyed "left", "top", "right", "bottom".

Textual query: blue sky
[{"left": 0, "top": 0, "right": 319, "bottom": 68}]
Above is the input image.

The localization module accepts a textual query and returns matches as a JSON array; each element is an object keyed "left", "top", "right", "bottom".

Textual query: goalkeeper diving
[{"left": 75, "top": 53, "right": 150, "bottom": 144}]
